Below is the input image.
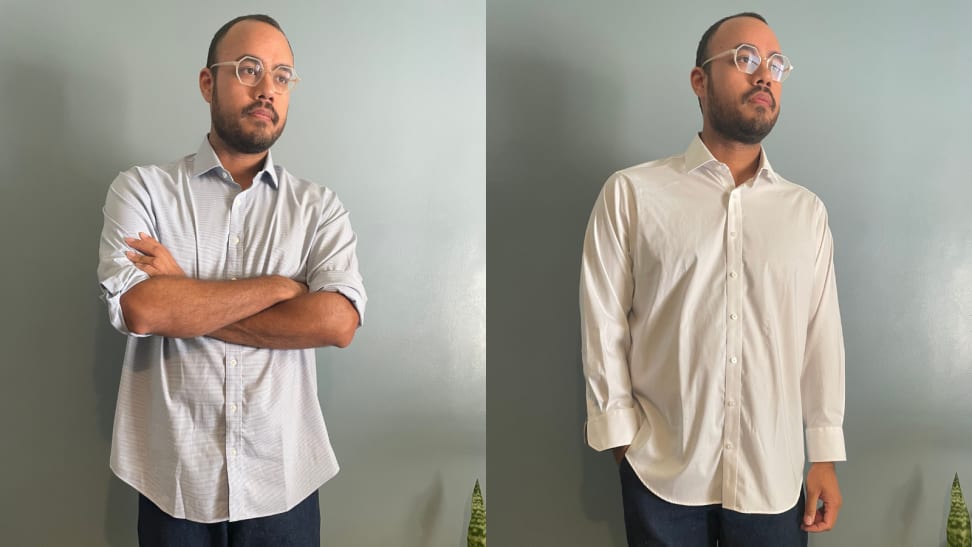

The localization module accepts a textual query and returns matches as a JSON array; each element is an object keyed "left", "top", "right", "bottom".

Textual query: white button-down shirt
[
  {"left": 98, "top": 138, "right": 367, "bottom": 522},
  {"left": 580, "top": 135, "right": 845, "bottom": 514}
]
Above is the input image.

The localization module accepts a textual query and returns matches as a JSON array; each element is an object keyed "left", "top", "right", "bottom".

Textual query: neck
[
  {"left": 698, "top": 127, "right": 762, "bottom": 186},
  {"left": 207, "top": 132, "right": 267, "bottom": 190}
]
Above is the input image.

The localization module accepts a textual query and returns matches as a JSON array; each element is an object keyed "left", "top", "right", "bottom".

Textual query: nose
[
  {"left": 255, "top": 72, "right": 277, "bottom": 102},
  {"left": 752, "top": 59, "right": 775, "bottom": 88}
]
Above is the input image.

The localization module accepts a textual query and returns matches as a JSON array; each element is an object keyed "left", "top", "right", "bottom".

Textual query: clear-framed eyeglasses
[
  {"left": 209, "top": 55, "right": 300, "bottom": 93},
  {"left": 701, "top": 44, "right": 793, "bottom": 82}
]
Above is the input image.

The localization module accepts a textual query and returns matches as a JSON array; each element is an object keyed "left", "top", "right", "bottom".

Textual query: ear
[
  {"left": 199, "top": 67, "right": 214, "bottom": 104},
  {"left": 690, "top": 66, "right": 706, "bottom": 100}
]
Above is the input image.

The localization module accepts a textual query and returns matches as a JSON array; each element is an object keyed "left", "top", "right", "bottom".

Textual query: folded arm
[
  {"left": 207, "top": 291, "right": 359, "bottom": 349},
  {"left": 123, "top": 233, "right": 357, "bottom": 348},
  {"left": 120, "top": 233, "right": 307, "bottom": 338}
]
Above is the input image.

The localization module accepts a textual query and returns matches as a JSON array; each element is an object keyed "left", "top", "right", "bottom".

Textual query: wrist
[{"left": 271, "top": 275, "right": 302, "bottom": 300}]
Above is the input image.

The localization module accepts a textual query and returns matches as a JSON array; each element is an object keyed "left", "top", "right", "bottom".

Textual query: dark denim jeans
[
  {"left": 137, "top": 491, "right": 320, "bottom": 547},
  {"left": 619, "top": 459, "right": 807, "bottom": 547}
]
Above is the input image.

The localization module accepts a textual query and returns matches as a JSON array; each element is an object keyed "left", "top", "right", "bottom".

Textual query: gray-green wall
[
  {"left": 0, "top": 1, "right": 484, "bottom": 545},
  {"left": 4, "top": 0, "right": 972, "bottom": 545},
  {"left": 488, "top": 1, "right": 972, "bottom": 546}
]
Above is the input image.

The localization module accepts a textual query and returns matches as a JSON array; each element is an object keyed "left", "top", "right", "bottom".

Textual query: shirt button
[
  {"left": 727, "top": 400, "right": 736, "bottom": 407},
  {"left": 725, "top": 442, "right": 733, "bottom": 450},
  {"left": 729, "top": 271, "right": 738, "bottom": 279},
  {"left": 229, "top": 358, "right": 238, "bottom": 367},
  {"left": 729, "top": 313, "right": 738, "bottom": 320},
  {"left": 233, "top": 236, "right": 241, "bottom": 245},
  {"left": 729, "top": 231, "right": 737, "bottom": 238},
  {"left": 231, "top": 448, "right": 238, "bottom": 457},
  {"left": 230, "top": 403, "right": 237, "bottom": 413},
  {"left": 729, "top": 356, "right": 738, "bottom": 364},
  {"left": 231, "top": 277, "right": 238, "bottom": 281}
]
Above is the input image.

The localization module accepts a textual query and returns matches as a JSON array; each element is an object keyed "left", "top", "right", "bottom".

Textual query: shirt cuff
[
  {"left": 806, "top": 426, "right": 846, "bottom": 462},
  {"left": 585, "top": 407, "right": 640, "bottom": 452},
  {"left": 100, "top": 266, "right": 151, "bottom": 337}
]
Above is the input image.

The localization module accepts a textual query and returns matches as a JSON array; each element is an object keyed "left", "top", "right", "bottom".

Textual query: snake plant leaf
[
  {"left": 948, "top": 473, "right": 972, "bottom": 547},
  {"left": 468, "top": 479, "right": 486, "bottom": 547}
]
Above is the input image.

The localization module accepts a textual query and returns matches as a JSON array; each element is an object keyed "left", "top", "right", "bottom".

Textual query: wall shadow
[{"left": 488, "top": 41, "right": 631, "bottom": 546}]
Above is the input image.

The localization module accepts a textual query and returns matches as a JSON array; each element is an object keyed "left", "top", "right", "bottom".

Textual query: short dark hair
[
  {"left": 695, "top": 12, "right": 767, "bottom": 71},
  {"left": 206, "top": 14, "right": 291, "bottom": 68}
]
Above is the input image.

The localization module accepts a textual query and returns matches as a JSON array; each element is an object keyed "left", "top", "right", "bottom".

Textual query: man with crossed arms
[{"left": 98, "top": 14, "right": 365, "bottom": 546}]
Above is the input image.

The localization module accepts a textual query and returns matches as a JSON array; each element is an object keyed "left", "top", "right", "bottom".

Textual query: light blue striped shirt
[{"left": 97, "top": 137, "right": 366, "bottom": 522}]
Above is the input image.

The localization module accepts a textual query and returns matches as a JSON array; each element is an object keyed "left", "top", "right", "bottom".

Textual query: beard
[
  {"left": 707, "top": 84, "right": 779, "bottom": 145},
  {"left": 211, "top": 82, "right": 286, "bottom": 154}
]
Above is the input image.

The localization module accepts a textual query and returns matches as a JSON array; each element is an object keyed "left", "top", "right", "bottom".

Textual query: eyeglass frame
[
  {"left": 700, "top": 44, "right": 794, "bottom": 82},
  {"left": 209, "top": 55, "right": 301, "bottom": 93}
]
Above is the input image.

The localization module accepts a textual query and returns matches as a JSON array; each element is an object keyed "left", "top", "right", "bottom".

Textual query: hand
[
  {"left": 125, "top": 232, "right": 186, "bottom": 277},
  {"left": 803, "top": 462, "right": 842, "bottom": 532},
  {"left": 613, "top": 445, "right": 629, "bottom": 465}
]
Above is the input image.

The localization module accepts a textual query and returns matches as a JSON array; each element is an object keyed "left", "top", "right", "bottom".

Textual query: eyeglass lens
[
  {"left": 734, "top": 45, "right": 789, "bottom": 82},
  {"left": 235, "top": 57, "right": 296, "bottom": 91}
]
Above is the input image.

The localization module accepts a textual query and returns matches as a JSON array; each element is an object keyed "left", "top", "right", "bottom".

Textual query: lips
[
  {"left": 244, "top": 103, "right": 279, "bottom": 124},
  {"left": 248, "top": 109, "right": 274, "bottom": 122},
  {"left": 744, "top": 89, "right": 776, "bottom": 109}
]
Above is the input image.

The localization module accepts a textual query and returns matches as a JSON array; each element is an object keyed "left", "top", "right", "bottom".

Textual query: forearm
[
  {"left": 120, "top": 275, "right": 304, "bottom": 337},
  {"left": 207, "top": 291, "right": 359, "bottom": 349}
]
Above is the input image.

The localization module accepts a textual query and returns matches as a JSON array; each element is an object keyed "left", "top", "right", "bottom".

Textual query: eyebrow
[{"left": 235, "top": 53, "right": 295, "bottom": 69}]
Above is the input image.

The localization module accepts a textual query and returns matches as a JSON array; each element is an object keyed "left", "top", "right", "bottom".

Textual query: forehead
[
  {"left": 217, "top": 20, "right": 294, "bottom": 65},
  {"left": 710, "top": 16, "right": 781, "bottom": 55}
]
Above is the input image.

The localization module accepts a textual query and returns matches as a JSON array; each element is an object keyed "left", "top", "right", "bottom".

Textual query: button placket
[
  {"left": 722, "top": 188, "right": 745, "bottom": 505},
  {"left": 224, "top": 189, "right": 247, "bottom": 519},
  {"left": 224, "top": 348, "right": 244, "bottom": 518}
]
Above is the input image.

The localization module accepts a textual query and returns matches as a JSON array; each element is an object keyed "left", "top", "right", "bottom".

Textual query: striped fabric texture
[{"left": 97, "top": 138, "right": 366, "bottom": 522}]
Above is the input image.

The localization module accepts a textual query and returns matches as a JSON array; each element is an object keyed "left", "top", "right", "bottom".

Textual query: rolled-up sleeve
[
  {"left": 801, "top": 201, "right": 846, "bottom": 462},
  {"left": 305, "top": 190, "right": 367, "bottom": 324},
  {"left": 97, "top": 171, "right": 154, "bottom": 336},
  {"left": 580, "top": 175, "right": 640, "bottom": 452}
]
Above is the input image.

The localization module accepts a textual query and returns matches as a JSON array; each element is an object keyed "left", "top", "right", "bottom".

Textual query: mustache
[
  {"left": 243, "top": 101, "right": 280, "bottom": 123},
  {"left": 743, "top": 86, "right": 776, "bottom": 109}
]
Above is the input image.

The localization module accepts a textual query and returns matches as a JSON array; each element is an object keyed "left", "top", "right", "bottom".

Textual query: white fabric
[{"left": 580, "top": 135, "right": 845, "bottom": 514}]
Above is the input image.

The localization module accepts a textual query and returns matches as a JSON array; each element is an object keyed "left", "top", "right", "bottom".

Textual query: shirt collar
[
  {"left": 190, "top": 135, "right": 280, "bottom": 188},
  {"left": 683, "top": 133, "right": 779, "bottom": 185}
]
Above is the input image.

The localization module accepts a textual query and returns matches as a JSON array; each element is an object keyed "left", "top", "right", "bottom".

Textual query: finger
[
  {"left": 129, "top": 232, "right": 164, "bottom": 252},
  {"left": 804, "top": 514, "right": 831, "bottom": 532},
  {"left": 803, "top": 492, "right": 819, "bottom": 527},
  {"left": 821, "top": 500, "right": 839, "bottom": 529},
  {"left": 801, "top": 513, "right": 821, "bottom": 532},
  {"left": 131, "top": 261, "right": 163, "bottom": 277},
  {"left": 126, "top": 251, "right": 150, "bottom": 263},
  {"left": 126, "top": 238, "right": 158, "bottom": 255}
]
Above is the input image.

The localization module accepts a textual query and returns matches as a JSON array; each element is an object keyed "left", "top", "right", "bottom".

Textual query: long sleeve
[
  {"left": 801, "top": 201, "right": 846, "bottom": 462},
  {"left": 579, "top": 175, "right": 641, "bottom": 451}
]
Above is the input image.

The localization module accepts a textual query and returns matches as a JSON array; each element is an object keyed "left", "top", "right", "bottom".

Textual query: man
[
  {"left": 580, "top": 13, "right": 844, "bottom": 547},
  {"left": 97, "top": 14, "right": 366, "bottom": 546}
]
